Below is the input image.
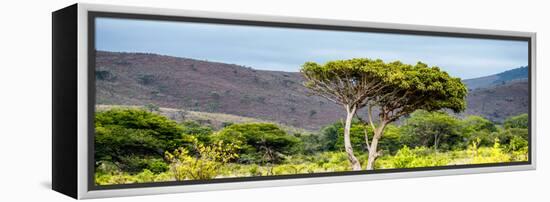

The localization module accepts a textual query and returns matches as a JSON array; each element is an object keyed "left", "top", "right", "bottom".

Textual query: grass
[{"left": 95, "top": 143, "right": 528, "bottom": 185}]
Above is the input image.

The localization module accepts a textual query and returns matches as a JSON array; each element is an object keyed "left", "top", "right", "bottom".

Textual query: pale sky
[{"left": 96, "top": 17, "right": 528, "bottom": 79}]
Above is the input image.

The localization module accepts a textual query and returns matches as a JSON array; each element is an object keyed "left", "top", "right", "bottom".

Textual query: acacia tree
[
  {"left": 301, "top": 59, "right": 387, "bottom": 170},
  {"left": 301, "top": 59, "right": 467, "bottom": 170},
  {"left": 357, "top": 61, "right": 467, "bottom": 170}
]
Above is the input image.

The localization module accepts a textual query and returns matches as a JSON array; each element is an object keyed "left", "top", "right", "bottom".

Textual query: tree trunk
[
  {"left": 344, "top": 105, "right": 362, "bottom": 170},
  {"left": 366, "top": 122, "right": 387, "bottom": 170},
  {"left": 434, "top": 134, "right": 439, "bottom": 151}
]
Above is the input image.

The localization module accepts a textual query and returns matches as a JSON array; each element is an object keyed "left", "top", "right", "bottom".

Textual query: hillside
[
  {"left": 95, "top": 51, "right": 343, "bottom": 131},
  {"left": 463, "top": 80, "right": 529, "bottom": 123},
  {"left": 463, "top": 66, "right": 528, "bottom": 90},
  {"left": 95, "top": 51, "right": 529, "bottom": 130}
]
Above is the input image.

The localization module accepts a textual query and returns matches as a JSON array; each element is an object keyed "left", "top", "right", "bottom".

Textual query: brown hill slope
[
  {"left": 95, "top": 51, "right": 343, "bottom": 131},
  {"left": 464, "top": 80, "right": 529, "bottom": 123},
  {"left": 95, "top": 51, "right": 529, "bottom": 130}
]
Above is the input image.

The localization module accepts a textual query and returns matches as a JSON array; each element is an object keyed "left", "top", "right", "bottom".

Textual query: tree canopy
[
  {"left": 401, "top": 110, "right": 462, "bottom": 151},
  {"left": 301, "top": 58, "right": 467, "bottom": 170},
  {"left": 95, "top": 108, "right": 186, "bottom": 172},
  {"left": 504, "top": 113, "right": 529, "bottom": 129},
  {"left": 366, "top": 60, "right": 467, "bottom": 123},
  {"left": 214, "top": 123, "right": 300, "bottom": 164}
]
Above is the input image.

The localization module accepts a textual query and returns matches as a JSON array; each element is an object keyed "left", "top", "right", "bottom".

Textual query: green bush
[
  {"left": 147, "top": 159, "right": 170, "bottom": 174},
  {"left": 116, "top": 156, "right": 168, "bottom": 174},
  {"left": 460, "top": 115, "right": 497, "bottom": 148},
  {"left": 389, "top": 146, "right": 450, "bottom": 168},
  {"left": 504, "top": 113, "right": 528, "bottom": 129},
  {"left": 181, "top": 120, "right": 214, "bottom": 144},
  {"left": 469, "top": 139, "right": 511, "bottom": 164},
  {"left": 165, "top": 138, "right": 239, "bottom": 180},
  {"left": 400, "top": 110, "right": 462, "bottom": 151},
  {"left": 95, "top": 108, "right": 189, "bottom": 172},
  {"left": 214, "top": 123, "right": 300, "bottom": 164}
]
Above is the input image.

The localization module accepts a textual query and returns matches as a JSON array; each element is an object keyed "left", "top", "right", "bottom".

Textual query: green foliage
[
  {"left": 335, "top": 121, "right": 370, "bottom": 152},
  {"left": 507, "top": 136, "right": 528, "bottom": 152},
  {"left": 296, "top": 134, "right": 323, "bottom": 155},
  {"left": 401, "top": 110, "right": 462, "bottom": 151},
  {"left": 468, "top": 138, "right": 511, "bottom": 164},
  {"left": 147, "top": 159, "right": 170, "bottom": 174},
  {"left": 94, "top": 107, "right": 529, "bottom": 185},
  {"left": 460, "top": 115, "right": 497, "bottom": 147},
  {"left": 95, "top": 169, "right": 173, "bottom": 185},
  {"left": 462, "top": 115, "right": 497, "bottom": 132},
  {"left": 318, "top": 120, "right": 401, "bottom": 154},
  {"left": 318, "top": 122, "right": 342, "bottom": 151},
  {"left": 95, "top": 108, "right": 186, "bottom": 172},
  {"left": 504, "top": 113, "right": 529, "bottom": 129},
  {"left": 388, "top": 146, "right": 450, "bottom": 168},
  {"left": 377, "top": 61, "right": 467, "bottom": 114},
  {"left": 301, "top": 58, "right": 467, "bottom": 114},
  {"left": 96, "top": 108, "right": 185, "bottom": 150},
  {"left": 494, "top": 128, "right": 528, "bottom": 146},
  {"left": 165, "top": 138, "right": 239, "bottom": 180},
  {"left": 180, "top": 120, "right": 214, "bottom": 144},
  {"left": 214, "top": 123, "right": 300, "bottom": 164},
  {"left": 116, "top": 156, "right": 166, "bottom": 173},
  {"left": 376, "top": 125, "right": 402, "bottom": 154}
]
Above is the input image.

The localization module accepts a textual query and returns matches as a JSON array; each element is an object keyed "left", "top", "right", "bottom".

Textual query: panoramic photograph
[{"left": 93, "top": 17, "right": 530, "bottom": 185}]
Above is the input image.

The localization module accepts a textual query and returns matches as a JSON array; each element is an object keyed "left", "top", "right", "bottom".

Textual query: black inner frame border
[{"left": 87, "top": 11, "right": 533, "bottom": 191}]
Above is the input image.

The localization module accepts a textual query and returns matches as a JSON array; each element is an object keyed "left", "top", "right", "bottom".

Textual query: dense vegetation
[{"left": 95, "top": 107, "right": 528, "bottom": 185}]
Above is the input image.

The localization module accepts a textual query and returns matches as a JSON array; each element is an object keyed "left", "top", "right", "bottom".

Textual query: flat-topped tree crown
[
  {"left": 371, "top": 61, "right": 468, "bottom": 123},
  {"left": 300, "top": 58, "right": 387, "bottom": 108}
]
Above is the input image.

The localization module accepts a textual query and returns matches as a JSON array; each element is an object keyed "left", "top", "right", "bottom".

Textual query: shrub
[
  {"left": 469, "top": 138, "right": 511, "bottom": 164},
  {"left": 95, "top": 172, "right": 136, "bottom": 185},
  {"left": 137, "top": 74, "right": 155, "bottom": 85},
  {"left": 95, "top": 108, "right": 188, "bottom": 172},
  {"left": 214, "top": 123, "right": 300, "bottom": 164},
  {"left": 134, "top": 169, "right": 156, "bottom": 182},
  {"left": 400, "top": 110, "right": 462, "bottom": 151},
  {"left": 390, "top": 146, "right": 416, "bottom": 168},
  {"left": 460, "top": 115, "right": 497, "bottom": 148},
  {"left": 181, "top": 120, "right": 214, "bottom": 144},
  {"left": 390, "top": 146, "right": 450, "bottom": 168},
  {"left": 147, "top": 159, "right": 170, "bottom": 174},
  {"left": 165, "top": 138, "right": 239, "bottom": 180},
  {"left": 297, "top": 134, "right": 323, "bottom": 155},
  {"left": 116, "top": 156, "right": 168, "bottom": 174},
  {"left": 95, "top": 70, "right": 115, "bottom": 81},
  {"left": 504, "top": 113, "right": 528, "bottom": 129}
]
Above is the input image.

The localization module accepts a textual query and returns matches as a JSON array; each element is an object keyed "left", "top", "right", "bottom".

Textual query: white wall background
[{"left": 0, "top": 0, "right": 547, "bottom": 201}]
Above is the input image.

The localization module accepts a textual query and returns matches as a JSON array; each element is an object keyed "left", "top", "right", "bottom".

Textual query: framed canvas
[{"left": 52, "top": 3, "right": 536, "bottom": 199}]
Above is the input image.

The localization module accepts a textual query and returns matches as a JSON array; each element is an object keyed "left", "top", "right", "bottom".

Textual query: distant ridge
[{"left": 463, "top": 66, "right": 528, "bottom": 90}]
